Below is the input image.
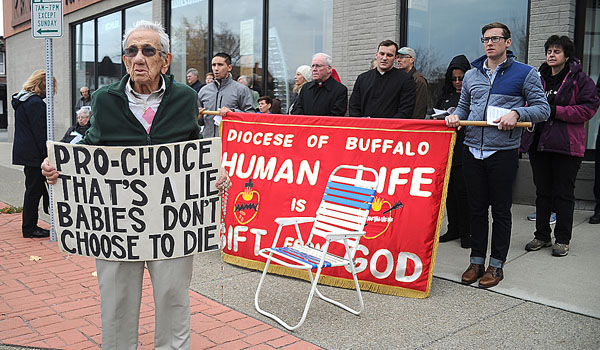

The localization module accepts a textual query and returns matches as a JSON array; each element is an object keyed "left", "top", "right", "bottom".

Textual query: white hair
[
  {"left": 313, "top": 53, "right": 333, "bottom": 67},
  {"left": 237, "top": 75, "right": 252, "bottom": 86},
  {"left": 76, "top": 108, "right": 91, "bottom": 118},
  {"left": 122, "top": 20, "right": 170, "bottom": 55}
]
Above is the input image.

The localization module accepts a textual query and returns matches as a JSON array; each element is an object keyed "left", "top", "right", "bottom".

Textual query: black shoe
[
  {"left": 460, "top": 235, "right": 471, "bottom": 249},
  {"left": 439, "top": 232, "right": 459, "bottom": 242},
  {"left": 589, "top": 212, "right": 600, "bottom": 225},
  {"left": 23, "top": 227, "right": 50, "bottom": 238}
]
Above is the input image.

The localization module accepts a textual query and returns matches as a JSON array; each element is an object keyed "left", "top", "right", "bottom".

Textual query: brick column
[
  {"left": 527, "top": 0, "right": 576, "bottom": 68},
  {"left": 332, "top": 0, "right": 401, "bottom": 93}
]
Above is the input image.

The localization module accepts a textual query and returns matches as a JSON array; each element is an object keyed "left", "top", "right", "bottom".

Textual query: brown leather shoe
[
  {"left": 461, "top": 263, "right": 484, "bottom": 284},
  {"left": 478, "top": 266, "right": 504, "bottom": 288}
]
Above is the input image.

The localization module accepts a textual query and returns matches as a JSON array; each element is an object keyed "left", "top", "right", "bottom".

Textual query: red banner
[{"left": 220, "top": 113, "right": 455, "bottom": 298}]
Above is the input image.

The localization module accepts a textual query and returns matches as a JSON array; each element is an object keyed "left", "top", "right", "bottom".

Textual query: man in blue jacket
[{"left": 446, "top": 22, "right": 550, "bottom": 288}]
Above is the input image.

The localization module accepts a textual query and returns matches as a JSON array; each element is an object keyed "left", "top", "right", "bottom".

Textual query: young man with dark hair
[
  {"left": 198, "top": 52, "right": 255, "bottom": 137},
  {"left": 257, "top": 96, "right": 272, "bottom": 113},
  {"left": 349, "top": 40, "right": 416, "bottom": 118},
  {"left": 446, "top": 22, "right": 550, "bottom": 288}
]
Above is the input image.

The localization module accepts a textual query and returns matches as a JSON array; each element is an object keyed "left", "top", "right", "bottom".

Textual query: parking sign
[{"left": 31, "top": 0, "right": 63, "bottom": 38}]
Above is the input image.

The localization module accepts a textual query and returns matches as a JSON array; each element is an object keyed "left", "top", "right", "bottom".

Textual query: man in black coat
[
  {"left": 186, "top": 67, "right": 204, "bottom": 93},
  {"left": 74, "top": 86, "right": 91, "bottom": 111},
  {"left": 349, "top": 40, "right": 416, "bottom": 118},
  {"left": 291, "top": 53, "right": 347, "bottom": 116}
]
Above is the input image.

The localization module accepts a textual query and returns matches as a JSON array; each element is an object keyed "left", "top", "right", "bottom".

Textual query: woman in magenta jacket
[{"left": 521, "top": 35, "right": 600, "bottom": 257}]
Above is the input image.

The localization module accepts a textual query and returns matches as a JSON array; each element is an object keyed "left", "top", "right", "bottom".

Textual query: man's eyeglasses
[
  {"left": 451, "top": 77, "right": 463, "bottom": 81},
  {"left": 123, "top": 45, "right": 164, "bottom": 58},
  {"left": 311, "top": 64, "right": 326, "bottom": 69},
  {"left": 480, "top": 36, "right": 507, "bottom": 44},
  {"left": 397, "top": 55, "right": 412, "bottom": 59}
]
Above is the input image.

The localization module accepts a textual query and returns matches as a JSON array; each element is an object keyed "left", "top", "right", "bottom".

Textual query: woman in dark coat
[
  {"left": 12, "top": 69, "right": 56, "bottom": 238},
  {"left": 521, "top": 36, "right": 600, "bottom": 256},
  {"left": 436, "top": 55, "right": 472, "bottom": 248}
]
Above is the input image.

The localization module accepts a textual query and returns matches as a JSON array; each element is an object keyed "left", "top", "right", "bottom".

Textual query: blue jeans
[{"left": 463, "top": 148, "right": 518, "bottom": 268}]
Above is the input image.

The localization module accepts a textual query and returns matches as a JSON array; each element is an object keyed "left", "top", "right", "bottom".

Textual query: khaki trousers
[{"left": 96, "top": 256, "right": 194, "bottom": 350}]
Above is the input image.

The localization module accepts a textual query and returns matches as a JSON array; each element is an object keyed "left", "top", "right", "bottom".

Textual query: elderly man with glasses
[
  {"left": 291, "top": 52, "right": 348, "bottom": 116},
  {"left": 74, "top": 86, "right": 91, "bottom": 112},
  {"left": 397, "top": 47, "right": 428, "bottom": 118},
  {"left": 42, "top": 20, "right": 229, "bottom": 350},
  {"left": 446, "top": 22, "right": 550, "bottom": 289}
]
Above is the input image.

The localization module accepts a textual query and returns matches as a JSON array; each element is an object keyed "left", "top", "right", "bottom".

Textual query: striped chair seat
[{"left": 264, "top": 245, "right": 350, "bottom": 269}]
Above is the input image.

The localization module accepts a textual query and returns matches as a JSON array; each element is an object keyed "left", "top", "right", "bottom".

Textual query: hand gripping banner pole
[{"left": 45, "top": 38, "right": 57, "bottom": 242}]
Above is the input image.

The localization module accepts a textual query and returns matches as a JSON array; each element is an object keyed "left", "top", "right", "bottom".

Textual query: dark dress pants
[
  {"left": 22, "top": 166, "right": 48, "bottom": 234},
  {"left": 445, "top": 165, "right": 470, "bottom": 238},
  {"left": 529, "top": 149, "right": 581, "bottom": 244},
  {"left": 463, "top": 148, "right": 518, "bottom": 265}
]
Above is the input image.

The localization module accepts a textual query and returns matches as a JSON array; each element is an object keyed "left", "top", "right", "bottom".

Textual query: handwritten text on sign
[{"left": 47, "top": 139, "right": 222, "bottom": 261}]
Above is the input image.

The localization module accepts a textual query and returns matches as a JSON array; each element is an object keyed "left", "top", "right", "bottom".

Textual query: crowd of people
[{"left": 5, "top": 18, "right": 598, "bottom": 349}]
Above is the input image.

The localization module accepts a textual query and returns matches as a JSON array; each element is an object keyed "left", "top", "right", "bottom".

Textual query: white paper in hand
[
  {"left": 431, "top": 108, "right": 448, "bottom": 119},
  {"left": 486, "top": 105, "right": 511, "bottom": 126},
  {"left": 69, "top": 131, "right": 83, "bottom": 144},
  {"left": 214, "top": 115, "right": 222, "bottom": 126}
]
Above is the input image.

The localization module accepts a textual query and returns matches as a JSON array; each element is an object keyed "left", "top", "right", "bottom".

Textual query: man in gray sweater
[{"left": 198, "top": 52, "right": 255, "bottom": 138}]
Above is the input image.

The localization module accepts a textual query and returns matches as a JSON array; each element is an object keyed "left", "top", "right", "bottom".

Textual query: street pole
[{"left": 45, "top": 38, "right": 56, "bottom": 242}]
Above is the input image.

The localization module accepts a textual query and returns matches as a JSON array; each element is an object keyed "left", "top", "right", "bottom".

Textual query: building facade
[{"left": 3, "top": 0, "right": 599, "bottom": 204}]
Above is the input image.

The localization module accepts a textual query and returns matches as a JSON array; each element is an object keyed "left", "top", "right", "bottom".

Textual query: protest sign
[
  {"left": 47, "top": 139, "right": 222, "bottom": 261},
  {"left": 220, "top": 113, "right": 455, "bottom": 298}
]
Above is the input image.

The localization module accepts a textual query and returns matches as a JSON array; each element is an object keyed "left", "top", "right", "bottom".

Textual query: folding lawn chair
[{"left": 254, "top": 165, "right": 379, "bottom": 330}]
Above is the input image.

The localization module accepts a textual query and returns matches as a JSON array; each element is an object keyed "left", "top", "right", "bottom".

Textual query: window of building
[
  {"left": 0, "top": 52, "right": 5, "bottom": 75},
  {"left": 170, "top": 0, "right": 209, "bottom": 84},
  {"left": 268, "top": 1, "right": 333, "bottom": 112},
  {"left": 71, "top": 1, "right": 152, "bottom": 116},
  {"left": 97, "top": 12, "right": 122, "bottom": 88},
  {"left": 214, "top": 0, "right": 263, "bottom": 100},
  {"left": 74, "top": 20, "right": 95, "bottom": 95},
  {"left": 406, "top": 0, "right": 529, "bottom": 110},
  {"left": 168, "top": 0, "right": 333, "bottom": 112},
  {"left": 576, "top": 0, "right": 600, "bottom": 153}
]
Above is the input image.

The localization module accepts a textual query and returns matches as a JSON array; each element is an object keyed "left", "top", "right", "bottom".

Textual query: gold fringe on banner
[{"left": 425, "top": 131, "right": 457, "bottom": 295}]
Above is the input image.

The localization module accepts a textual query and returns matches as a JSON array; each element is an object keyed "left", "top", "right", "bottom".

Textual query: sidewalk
[
  {"left": 1, "top": 137, "right": 599, "bottom": 349},
  {"left": 0, "top": 205, "right": 319, "bottom": 350}
]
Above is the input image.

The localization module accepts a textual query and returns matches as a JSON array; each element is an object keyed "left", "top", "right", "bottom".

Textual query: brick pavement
[{"left": 0, "top": 205, "right": 319, "bottom": 350}]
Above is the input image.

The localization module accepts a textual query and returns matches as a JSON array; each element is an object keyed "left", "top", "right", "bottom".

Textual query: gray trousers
[{"left": 96, "top": 256, "right": 194, "bottom": 350}]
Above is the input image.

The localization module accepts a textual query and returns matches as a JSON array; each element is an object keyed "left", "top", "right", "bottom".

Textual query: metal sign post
[
  {"left": 32, "top": 0, "right": 63, "bottom": 242},
  {"left": 45, "top": 39, "right": 56, "bottom": 242}
]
